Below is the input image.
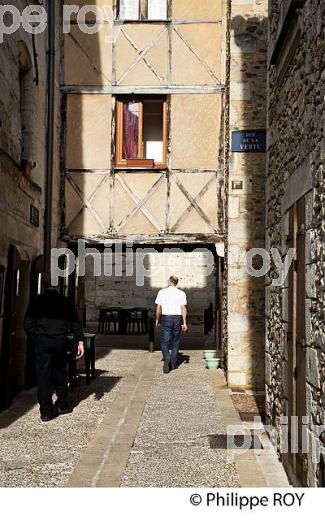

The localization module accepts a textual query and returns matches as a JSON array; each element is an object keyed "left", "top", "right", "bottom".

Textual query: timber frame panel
[{"left": 61, "top": 0, "right": 227, "bottom": 244}]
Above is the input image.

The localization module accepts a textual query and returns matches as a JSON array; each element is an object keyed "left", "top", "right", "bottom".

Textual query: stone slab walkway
[{"left": 121, "top": 351, "right": 239, "bottom": 487}]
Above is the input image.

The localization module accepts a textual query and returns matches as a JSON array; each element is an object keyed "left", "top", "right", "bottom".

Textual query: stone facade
[
  {"left": 0, "top": 1, "right": 46, "bottom": 264},
  {"left": 85, "top": 249, "right": 216, "bottom": 325},
  {"left": 226, "top": 0, "right": 268, "bottom": 389},
  {"left": 0, "top": 1, "right": 61, "bottom": 398},
  {"left": 266, "top": 0, "right": 325, "bottom": 486}
]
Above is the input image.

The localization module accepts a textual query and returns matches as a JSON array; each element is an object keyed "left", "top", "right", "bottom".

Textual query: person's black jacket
[{"left": 24, "top": 289, "right": 83, "bottom": 341}]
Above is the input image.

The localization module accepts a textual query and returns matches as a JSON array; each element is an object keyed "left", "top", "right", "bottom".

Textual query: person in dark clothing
[{"left": 24, "top": 273, "right": 84, "bottom": 422}]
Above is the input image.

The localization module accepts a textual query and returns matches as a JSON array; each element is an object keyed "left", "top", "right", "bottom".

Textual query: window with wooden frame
[
  {"left": 116, "top": 98, "right": 167, "bottom": 168},
  {"left": 119, "top": 0, "right": 168, "bottom": 21}
]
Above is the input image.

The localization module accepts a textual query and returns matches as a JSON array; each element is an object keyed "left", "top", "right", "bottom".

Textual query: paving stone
[{"left": 121, "top": 351, "right": 240, "bottom": 487}]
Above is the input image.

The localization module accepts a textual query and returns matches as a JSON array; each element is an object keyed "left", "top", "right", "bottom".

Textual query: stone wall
[
  {"left": 226, "top": 0, "right": 268, "bottom": 389},
  {"left": 0, "top": 0, "right": 47, "bottom": 259},
  {"left": 85, "top": 249, "right": 216, "bottom": 326},
  {"left": 0, "top": 1, "right": 61, "bottom": 387},
  {"left": 266, "top": 0, "right": 325, "bottom": 486}
]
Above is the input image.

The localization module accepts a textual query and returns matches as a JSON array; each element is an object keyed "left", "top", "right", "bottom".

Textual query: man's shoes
[
  {"left": 163, "top": 360, "right": 170, "bottom": 374},
  {"left": 40, "top": 414, "right": 56, "bottom": 423},
  {"left": 56, "top": 403, "right": 72, "bottom": 415}
]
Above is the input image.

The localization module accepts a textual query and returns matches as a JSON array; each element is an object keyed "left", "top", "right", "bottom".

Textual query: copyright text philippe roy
[{"left": 189, "top": 492, "right": 305, "bottom": 510}]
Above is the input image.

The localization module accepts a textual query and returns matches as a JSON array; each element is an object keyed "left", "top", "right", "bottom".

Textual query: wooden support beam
[
  {"left": 173, "top": 26, "right": 221, "bottom": 84},
  {"left": 67, "top": 20, "right": 223, "bottom": 26},
  {"left": 170, "top": 176, "right": 216, "bottom": 233},
  {"left": 114, "top": 174, "right": 165, "bottom": 232},
  {"left": 67, "top": 33, "right": 111, "bottom": 84},
  {"left": 172, "top": 174, "right": 218, "bottom": 233},
  {"left": 66, "top": 174, "right": 109, "bottom": 232},
  {"left": 117, "top": 27, "right": 167, "bottom": 85},
  {"left": 120, "top": 28, "right": 165, "bottom": 83},
  {"left": 139, "top": 0, "right": 148, "bottom": 21},
  {"left": 62, "top": 85, "right": 225, "bottom": 94},
  {"left": 61, "top": 233, "right": 224, "bottom": 246}
]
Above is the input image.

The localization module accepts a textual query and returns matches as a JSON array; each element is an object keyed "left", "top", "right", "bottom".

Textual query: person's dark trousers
[
  {"left": 34, "top": 335, "right": 69, "bottom": 417},
  {"left": 161, "top": 315, "right": 182, "bottom": 369}
]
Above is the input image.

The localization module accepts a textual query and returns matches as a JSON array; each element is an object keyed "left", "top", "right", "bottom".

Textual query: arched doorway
[
  {"left": 25, "top": 255, "right": 44, "bottom": 390},
  {"left": 0, "top": 245, "right": 30, "bottom": 409}
]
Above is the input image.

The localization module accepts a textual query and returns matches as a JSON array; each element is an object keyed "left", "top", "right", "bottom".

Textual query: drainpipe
[{"left": 44, "top": 0, "right": 56, "bottom": 271}]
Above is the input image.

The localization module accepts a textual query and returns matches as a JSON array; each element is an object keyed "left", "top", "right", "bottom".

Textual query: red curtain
[{"left": 123, "top": 102, "right": 139, "bottom": 159}]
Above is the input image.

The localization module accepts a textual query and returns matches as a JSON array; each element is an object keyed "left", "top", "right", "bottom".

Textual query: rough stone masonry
[{"left": 266, "top": 0, "right": 325, "bottom": 487}]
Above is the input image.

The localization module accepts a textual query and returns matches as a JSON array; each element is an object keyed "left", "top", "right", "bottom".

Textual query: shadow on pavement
[
  {"left": 69, "top": 370, "right": 121, "bottom": 410},
  {"left": 0, "top": 389, "right": 38, "bottom": 429},
  {"left": 178, "top": 353, "right": 190, "bottom": 367}
]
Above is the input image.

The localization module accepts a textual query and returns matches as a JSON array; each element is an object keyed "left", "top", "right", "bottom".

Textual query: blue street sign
[{"left": 231, "top": 130, "right": 266, "bottom": 153}]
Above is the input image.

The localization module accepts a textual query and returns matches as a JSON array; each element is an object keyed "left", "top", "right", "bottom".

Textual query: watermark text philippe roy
[
  {"left": 0, "top": 4, "right": 118, "bottom": 43},
  {"left": 50, "top": 239, "right": 296, "bottom": 288}
]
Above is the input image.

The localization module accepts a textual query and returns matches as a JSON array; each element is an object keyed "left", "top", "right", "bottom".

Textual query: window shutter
[
  {"left": 147, "top": 0, "right": 167, "bottom": 20},
  {"left": 120, "top": 0, "right": 140, "bottom": 20}
]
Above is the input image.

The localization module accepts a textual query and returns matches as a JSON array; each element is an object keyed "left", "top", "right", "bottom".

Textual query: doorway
[
  {"left": 83, "top": 243, "right": 221, "bottom": 350},
  {"left": 287, "top": 197, "right": 307, "bottom": 485},
  {"left": 0, "top": 246, "right": 30, "bottom": 408}
]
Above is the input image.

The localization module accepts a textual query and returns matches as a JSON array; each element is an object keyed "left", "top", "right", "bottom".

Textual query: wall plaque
[
  {"left": 232, "top": 180, "right": 243, "bottom": 190},
  {"left": 231, "top": 130, "right": 266, "bottom": 153},
  {"left": 30, "top": 205, "right": 40, "bottom": 227}
]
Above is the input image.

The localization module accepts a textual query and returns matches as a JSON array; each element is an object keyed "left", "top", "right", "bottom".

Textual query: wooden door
[
  {"left": 295, "top": 197, "right": 307, "bottom": 484},
  {"left": 287, "top": 198, "right": 307, "bottom": 485},
  {"left": 0, "top": 246, "right": 22, "bottom": 408}
]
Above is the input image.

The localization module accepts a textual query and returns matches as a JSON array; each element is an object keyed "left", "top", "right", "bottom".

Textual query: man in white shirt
[{"left": 155, "top": 276, "right": 188, "bottom": 374}]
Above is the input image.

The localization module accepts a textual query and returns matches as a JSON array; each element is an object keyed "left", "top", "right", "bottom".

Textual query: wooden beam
[
  {"left": 171, "top": 176, "right": 216, "bottom": 233},
  {"left": 62, "top": 85, "right": 225, "bottom": 94},
  {"left": 67, "top": 33, "right": 111, "bottom": 84},
  {"left": 112, "top": 19, "right": 223, "bottom": 25},
  {"left": 162, "top": 100, "right": 168, "bottom": 167},
  {"left": 172, "top": 174, "right": 218, "bottom": 233},
  {"left": 173, "top": 26, "right": 220, "bottom": 84},
  {"left": 60, "top": 94, "right": 68, "bottom": 233},
  {"left": 65, "top": 168, "right": 220, "bottom": 175},
  {"left": 62, "top": 233, "right": 224, "bottom": 246},
  {"left": 117, "top": 27, "right": 167, "bottom": 85},
  {"left": 120, "top": 28, "right": 165, "bottom": 83},
  {"left": 66, "top": 174, "right": 109, "bottom": 232},
  {"left": 65, "top": 169, "right": 110, "bottom": 175},
  {"left": 139, "top": 0, "right": 148, "bottom": 21},
  {"left": 116, "top": 100, "right": 124, "bottom": 165},
  {"left": 138, "top": 100, "right": 143, "bottom": 159},
  {"left": 114, "top": 174, "right": 165, "bottom": 232},
  {"left": 67, "top": 19, "right": 223, "bottom": 26}
]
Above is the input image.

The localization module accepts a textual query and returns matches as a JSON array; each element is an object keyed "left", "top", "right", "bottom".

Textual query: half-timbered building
[{"left": 61, "top": 0, "right": 268, "bottom": 390}]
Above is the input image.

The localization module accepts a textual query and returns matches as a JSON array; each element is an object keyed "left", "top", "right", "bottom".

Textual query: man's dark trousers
[
  {"left": 34, "top": 335, "right": 68, "bottom": 417},
  {"left": 161, "top": 315, "right": 182, "bottom": 369}
]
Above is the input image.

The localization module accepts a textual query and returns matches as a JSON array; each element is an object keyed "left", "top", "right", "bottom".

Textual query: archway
[{"left": 0, "top": 245, "right": 30, "bottom": 408}]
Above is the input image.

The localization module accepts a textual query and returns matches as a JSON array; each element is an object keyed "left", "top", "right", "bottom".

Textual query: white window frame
[{"left": 119, "top": 0, "right": 168, "bottom": 21}]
